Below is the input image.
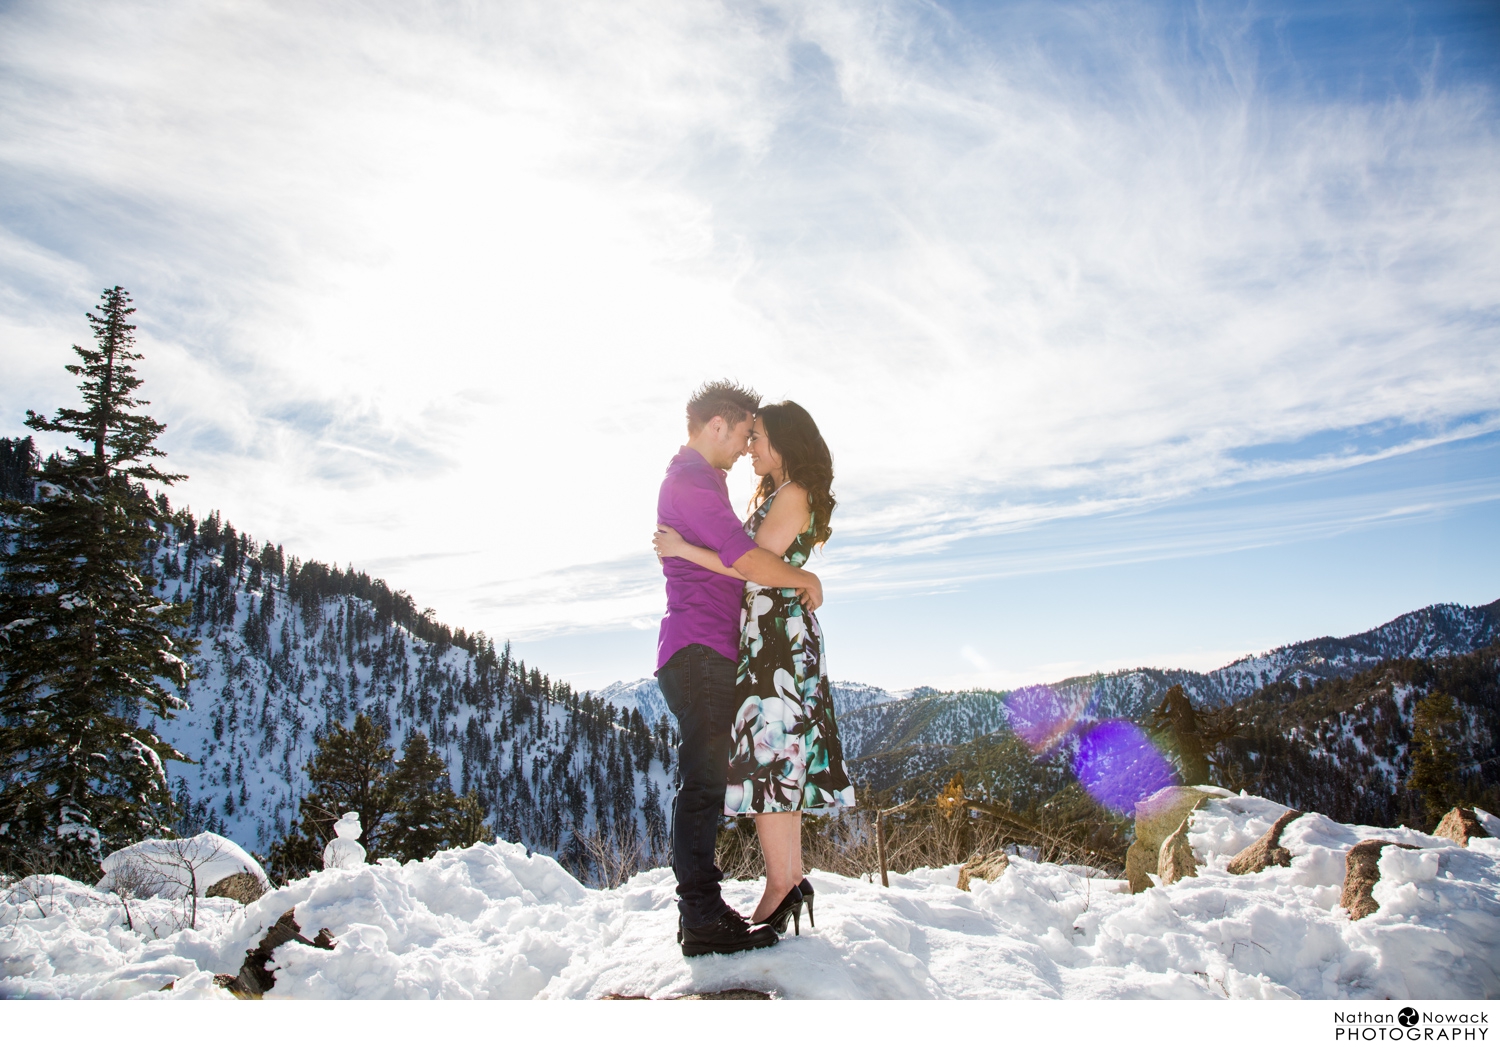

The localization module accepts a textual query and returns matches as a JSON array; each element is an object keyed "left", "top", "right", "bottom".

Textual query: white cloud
[{"left": 1, "top": 0, "right": 1496, "bottom": 656}]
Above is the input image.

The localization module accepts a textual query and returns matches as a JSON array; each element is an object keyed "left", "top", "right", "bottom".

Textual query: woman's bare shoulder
[{"left": 763, "top": 482, "right": 812, "bottom": 531}]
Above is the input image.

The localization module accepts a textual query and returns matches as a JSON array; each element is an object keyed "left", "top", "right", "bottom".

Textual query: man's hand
[
  {"left": 732, "top": 548, "right": 822, "bottom": 610},
  {"left": 796, "top": 583, "right": 822, "bottom": 613}
]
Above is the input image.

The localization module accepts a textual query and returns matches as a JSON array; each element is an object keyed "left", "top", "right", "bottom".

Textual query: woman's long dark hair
[{"left": 752, "top": 400, "right": 836, "bottom": 546}]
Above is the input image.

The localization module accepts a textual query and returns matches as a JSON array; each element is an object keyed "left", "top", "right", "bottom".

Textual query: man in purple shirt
[{"left": 655, "top": 380, "right": 824, "bottom": 957}]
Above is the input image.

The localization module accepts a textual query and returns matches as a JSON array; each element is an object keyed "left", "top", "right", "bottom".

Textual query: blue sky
[{"left": 2, "top": 0, "right": 1497, "bottom": 691}]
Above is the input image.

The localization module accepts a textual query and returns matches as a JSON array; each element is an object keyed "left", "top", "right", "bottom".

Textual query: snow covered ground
[{"left": 3, "top": 795, "right": 1497, "bottom": 1000}]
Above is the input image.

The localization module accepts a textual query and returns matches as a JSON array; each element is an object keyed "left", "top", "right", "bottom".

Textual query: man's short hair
[{"left": 686, "top": 379, "right": 760, "bottom": 434}]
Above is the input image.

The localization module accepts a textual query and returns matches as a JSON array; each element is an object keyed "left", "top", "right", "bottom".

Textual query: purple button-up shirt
[{"left": 656, "top": 446, "right": 758, "bottom": 671}]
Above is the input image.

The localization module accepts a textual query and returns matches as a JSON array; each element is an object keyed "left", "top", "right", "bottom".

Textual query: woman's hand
[{"left": 653, "top": 524, "right": 689, "bottom": 560}]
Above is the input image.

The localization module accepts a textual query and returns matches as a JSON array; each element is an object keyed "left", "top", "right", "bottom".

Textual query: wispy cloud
[{"left": 1, "top": 0, "right": 1496, "bottom": 678}]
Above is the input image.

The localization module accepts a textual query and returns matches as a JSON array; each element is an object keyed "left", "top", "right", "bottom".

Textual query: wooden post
[{"left": 872, "top": 798, "right": 916, "bottom": 889}]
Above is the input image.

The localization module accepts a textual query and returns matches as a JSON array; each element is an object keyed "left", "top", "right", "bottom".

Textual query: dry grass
[
  {"left": 565, "top": 775, "right": 1129, "bottom": 890},
  {"left": 716, "top": 803, "right": 1127, "bottom": 883}
]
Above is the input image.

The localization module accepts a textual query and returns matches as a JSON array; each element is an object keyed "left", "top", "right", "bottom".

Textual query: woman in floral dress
[{"left": 654, "top": 400, "right": 855, "bottom": 930}]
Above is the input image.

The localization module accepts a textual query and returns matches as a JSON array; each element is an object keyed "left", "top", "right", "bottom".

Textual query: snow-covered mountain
[
  {"left": 595, "top": 679, "right": 671, "bottom": 726},
  {"left": 828, "top": 681, "right": 910, "bottom": 713},
  {"left": 11, "top": 480, "right": 1495, "bottom": 864},
  {"left": 599, "top": 677, "right": 906, "bottom": 727},
  {"left": 595, "top": 600, "right": 1500, "bottom": 764},
  {"left": 1044, "top": 599, "right": 1500, "bottom": 720},
  {"left": 140, "top": 512, "right": 673, "bottom": 864}
]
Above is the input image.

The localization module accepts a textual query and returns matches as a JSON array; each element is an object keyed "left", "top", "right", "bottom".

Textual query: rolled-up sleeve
[{"left": 670, "top": 471, "right": 758, "bottom": 568}]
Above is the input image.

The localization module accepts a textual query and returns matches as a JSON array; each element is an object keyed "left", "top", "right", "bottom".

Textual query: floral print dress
[{"left": 724, "top": 486, "right": 856, "bottom": 815}]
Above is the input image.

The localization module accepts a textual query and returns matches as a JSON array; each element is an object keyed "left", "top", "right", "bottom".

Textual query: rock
[
  {"left": 1226, "top": 808, "right": 1303, "bottom": 875},
  {"left": 1136, "top": 787, "right": 1211, "bottom": 851},
  {"left": 1127, "top": 785, "right": 1230, "bottom": 892},
  {"left": 1340, "top": 839, "right": 1418, "bottom": 920},
  {"left": 223, "top": 908, "right": 336, "bottom": 998},
  {"left": 1433, "top": 807, "right": 1490, "bottom": 847},
  {"left": 600, "top": 989, "right": 774, "bottom": 1000},
  {"left": 676, "top": 989, "right": 773, "bottom": 1000},
  {"left": 206, "top": 871, "right": 267, "bottom": 904},
  {"left": 1158, "top": 818, "right": 1198, "bottom": 885},
  {"left": 1125, "top": 840, "right": 1154, "bottom": 894},
  {"left": 957, "top": 850, "right": 1011, "bottom": 891}
]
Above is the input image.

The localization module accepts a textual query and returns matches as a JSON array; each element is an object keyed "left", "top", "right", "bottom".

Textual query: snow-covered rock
[
  {"left": 97, "top": 833, "right": 268, "bottom": 899},
  {"left": 4, "top": 794, "right": 1497, "bottom": 1000}
]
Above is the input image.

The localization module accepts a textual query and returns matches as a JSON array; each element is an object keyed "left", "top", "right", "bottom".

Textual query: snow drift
[{"left": 3, "top": 794, "right": 1497, "bottom": 999}]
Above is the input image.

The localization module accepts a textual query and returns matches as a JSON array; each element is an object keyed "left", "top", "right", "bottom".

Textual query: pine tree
[
  {"left": 266, "top": 712, "right": 397, "bottom": 883},
  {"left": 0, "top": 437, "right": 37, "bottom": 501},
  {"left": 0, "top": 288, "right": 193, "bottom": 879},
  {"left": 309, "top": 713, "right": 396, "bottom": 851},
  {"left": 386, "top": 732, "right": 461, "bottom": 862},
  {"left": 1149, "top": 684, "right": 1238, "bottom": 787},
  {"left": 1407, "top": 691, "right": 1460, "bottom": 827},
  {"left": 268, "top": 721, "right": 493, "bottom": 880}
]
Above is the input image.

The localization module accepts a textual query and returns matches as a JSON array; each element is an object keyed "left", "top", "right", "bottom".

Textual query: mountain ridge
[
  {"left": 98, "top": 510, "right": 676, "bottom": 870},
  {"left": 7, "top": 471, "right": 1494, "bottom": 870},
  {"left": 603, "top": 598, "right": 1500, "bottom": 761}
]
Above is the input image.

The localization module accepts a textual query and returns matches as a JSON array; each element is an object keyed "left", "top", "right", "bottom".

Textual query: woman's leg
[{"left": 751, "top": 811, "right": 804, "bottom": 922}]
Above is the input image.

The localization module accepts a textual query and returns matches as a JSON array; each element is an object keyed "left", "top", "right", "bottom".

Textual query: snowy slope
[
  {"left": 137, "top": 519, "right": 674, "bottom": 860},
  {"left": 3, "top": 794, "right": 1496, "bottom": 999},
  {"left": 595, "top": 679, "right": 671, "bottom": 726}
]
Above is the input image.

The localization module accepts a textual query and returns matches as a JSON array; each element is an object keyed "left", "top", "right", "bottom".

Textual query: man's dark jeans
[{"left": 657, "top": 643, "right": 739, "bottom": 928}]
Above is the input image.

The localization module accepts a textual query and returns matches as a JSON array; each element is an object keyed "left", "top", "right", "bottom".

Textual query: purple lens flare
[
  {"left": 1072, "top": 719, "right": 1176, "bottom": 813},
  {"left": 1004, "top": 684, "right": 1088, "bottom": 754}
]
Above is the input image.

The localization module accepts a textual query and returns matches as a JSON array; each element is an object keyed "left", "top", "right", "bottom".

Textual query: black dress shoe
[
  {"left": 680, "top": 910, "right": 779, "bottom": 957},
  {"left": 799, "top": 878, "right": 815, "bottom": 928},
  {"left": 759, "top": 884, "right": 804, "bottom": 936}
]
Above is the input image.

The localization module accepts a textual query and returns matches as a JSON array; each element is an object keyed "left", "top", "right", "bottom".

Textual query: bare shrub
[
  {"left": 152, "top": 837, "right": 231, "bottom": 929},
  {"left": 714, "top": 817, "right": 764, "bottom": 881},
  {"left": 711, "top": 781, "right": 1127, "bottom": 887},
  {"left": 566, "top": 821, "right": 668, "bottom": 889},
  {"left": 714, "top": 807, "right": 1004, "bottom": 883},
  {"left": 101, "top": 836, "right": 234, "bottom": 930},
  {"left": 3, "top": 873, "right": 62, "bottom": 921},
  {"left": 107, "top": 857, "right": 154, "bottom": 931}
]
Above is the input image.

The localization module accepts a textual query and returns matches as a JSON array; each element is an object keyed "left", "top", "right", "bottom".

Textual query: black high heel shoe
[
  {"left": 798, "top": 878, "right": 815, "bottom": 928},
  {"left": 759, "top": 884, "right": 804, "bottom": 936}
]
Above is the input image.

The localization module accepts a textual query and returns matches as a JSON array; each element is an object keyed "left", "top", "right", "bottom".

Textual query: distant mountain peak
[{"left": 829, "top": 597, "right": 1500, "bottom": 763}]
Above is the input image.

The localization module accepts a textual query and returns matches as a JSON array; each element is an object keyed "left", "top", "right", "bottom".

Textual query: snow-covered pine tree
[{"left": 0, "top": 287, "right": 193, "bottom": 879}]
